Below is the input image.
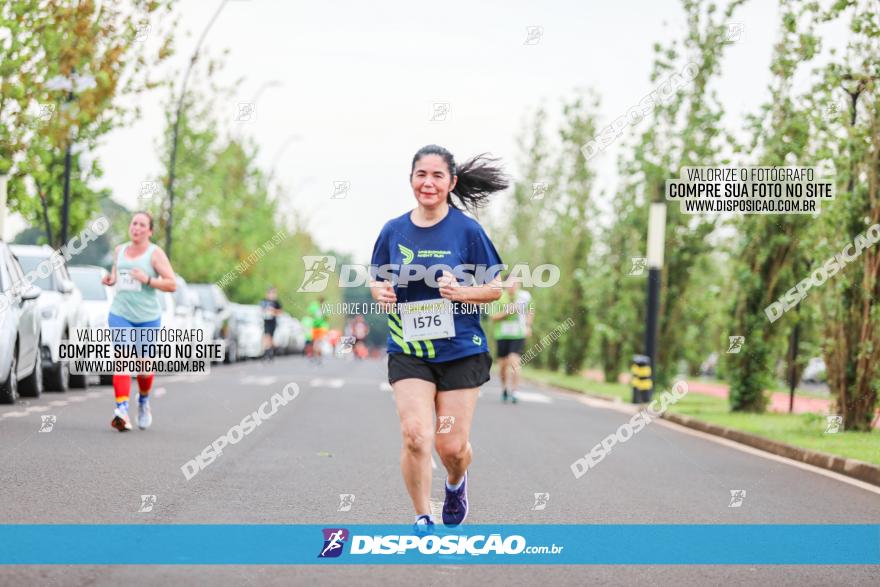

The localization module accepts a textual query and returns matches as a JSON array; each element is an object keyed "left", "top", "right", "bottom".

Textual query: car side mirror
[{"left": 21, "top": 285, "right": 42, "bottom": 301}]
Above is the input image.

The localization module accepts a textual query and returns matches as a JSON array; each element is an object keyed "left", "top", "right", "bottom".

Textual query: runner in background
[
  {"left": 101, "top": 211, "right": 177, "bottom": 432},
  {"left": 352, "top": 314, "right": 370, "bottom": 360},
  {"left": 306, "top": 297, "right": 328, "bottom": 364},
  {"left": 259, "top": 286, "right": 282, "bottom": 361},
  {"left": 301, "top": 314, "right": 314, "bottom": 357},
  {"left": 490, "top": 278, "right": 533, "bottom": 403}
]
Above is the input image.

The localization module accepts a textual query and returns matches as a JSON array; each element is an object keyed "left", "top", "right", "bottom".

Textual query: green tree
[
  {"left": 624, "top": 0, "right": 745, "bottom": 387},
  {"left": 1, "top": 0, "right": 174, "bottom": 245},
  {"left": 808, "top": 0, "right": 880, "bottom": 431},
  {"left": 727, "top": 0, "right": 817, "bottom": 412},
  {"left": 154, "top": 77, "right": 325, "bottom": 317}
]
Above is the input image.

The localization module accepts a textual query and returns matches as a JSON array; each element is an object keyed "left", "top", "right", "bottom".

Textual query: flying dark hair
[
  {"left": 410, "top": 144, "right": 509, "bottom": 213},
  {"left": 133, "top": 210, "right": 154, "bottom": 231}
]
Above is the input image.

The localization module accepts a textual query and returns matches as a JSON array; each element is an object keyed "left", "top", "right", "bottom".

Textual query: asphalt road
[{"left": 1, "top": 354, "right": 878, "bottom": 586}]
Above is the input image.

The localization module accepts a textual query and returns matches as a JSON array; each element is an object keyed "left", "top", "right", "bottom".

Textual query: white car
[
  {"left": 277, "top": 313, "right": 305, "bottom": 354},
  {"left": 68, "top": 265, "right": 115, "bottom": 385},
  {"left": 802, "top": 357, "right": 827, "bottom": 384},
  {"left": 172, "top": 274, "right": 212, "bottom": 344},
  {"left": 0, "top": 241, "right": 44, "bottom": 402},
  {"left": 11, "top": 245, "right": 90, "bottom": 391},
  {"left": 157, "top": 290, "right": 186, "bottom": 332},
  {"left": 273, "top": 312, "right": 293, "bottom": 355},
  {"left": 231, "top": 303, "right": 263, "bottom": 359},
  {"left": 191, "top": 283, "right": 239, "bottom": 363},
  {"left": 68, "top": 265, "right": 115, "bottom": 330}
]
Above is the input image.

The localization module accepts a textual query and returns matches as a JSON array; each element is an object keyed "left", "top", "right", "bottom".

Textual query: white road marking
[
  {"left": 48, "top": 400, "right": 68, "bottom": 407},
  {"left": 379, "top": 382, "right": 393, "bottom": 392},
  {"left": 574, "top": 395, "right": 880, "bottom": 496},
  {"left": 512, "top": 391, "right": 552, "bottom": 403},
  {"left": 67, "top": 396, "right": 89, "bottom": 403},
  {"left": 27, "top": 406, "right": 50, "bottom": 413},
  {"left": 310, "top": 378, "right": 344, "bottom": 389},
  {"left": 652, "top": 416, "right": 880, "bottom": 496},
  {"left": 154, "top": 387, "right": 167, "bottom": 398},
  {"left": 2, "top": 411, "right": 29, "bottom": 418},
  {"left": 431, "top": 455, "right": 437, "bottom": 470},
  {"left": 240, "top": 376, "right": 278, "bottom": 386},
  {"left": 86, "top": 391, "right": 103, "bottom": 399}
]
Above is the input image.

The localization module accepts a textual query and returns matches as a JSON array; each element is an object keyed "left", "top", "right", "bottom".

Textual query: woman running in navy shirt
[{"left": 370, "top": 144, "right": 508, "bottom": 530}]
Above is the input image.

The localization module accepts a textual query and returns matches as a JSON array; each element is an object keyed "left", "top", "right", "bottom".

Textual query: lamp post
[
  {"left": 644, "top": 202, "right": 666, "bottom": 396},
  {"left": 165, "top": 0, "right": 230, "bottom": 261},
  {"left": 46, "top": 71, "right": 96, "bottom": 247}
]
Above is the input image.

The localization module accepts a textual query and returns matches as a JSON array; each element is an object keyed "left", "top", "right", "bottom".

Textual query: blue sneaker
[
  {"left": 413, "top": 514, "right": 435, "bottom": 534},
  {"left": 442, "top": 472, "right": 468, "bottom": 526},
  {"left": 137, "top": 396, "right": 152, "bottom": 430}
]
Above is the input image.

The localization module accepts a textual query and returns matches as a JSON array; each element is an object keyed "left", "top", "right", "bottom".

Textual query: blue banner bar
[{"left": 2, "top": 525, "right": 877, "bottom": 565}]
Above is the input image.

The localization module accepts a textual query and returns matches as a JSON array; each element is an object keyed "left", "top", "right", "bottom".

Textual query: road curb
[
  {"left": 523, "top": 375, "right": 880, "bottom": 488},
  {"left": 659, "top": 411, "right": 880, "bottom": 487}
]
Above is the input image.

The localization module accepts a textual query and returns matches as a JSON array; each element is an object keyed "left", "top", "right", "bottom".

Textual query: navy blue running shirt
[{"left": 370, "top": 206, "right": 503, "bottom": 362}]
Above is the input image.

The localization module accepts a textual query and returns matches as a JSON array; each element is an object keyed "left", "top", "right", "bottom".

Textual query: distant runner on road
[
  {"left": 101, "top": 211, "right": 177, "bottom": 432},
  {"left": 307, "top": 297, "right": 328, "bottom": 364},
  {"left": 260, "top": 286, "right": 282, "bottom": 361},
  {"left": 491, "top": 278, "right": 533, "bottom": 403},
  {"left": 370, "top": 144, "right": 508, "bottom": 531}
]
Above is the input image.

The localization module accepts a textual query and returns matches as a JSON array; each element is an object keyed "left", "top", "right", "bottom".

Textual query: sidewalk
[{"left": 581, "top": 369, "right": 880, "bottom": 427}]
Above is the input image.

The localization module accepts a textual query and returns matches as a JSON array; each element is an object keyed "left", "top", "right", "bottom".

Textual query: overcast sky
[{"left": 9, "top": 0, "right": 850, "bottom": 261}]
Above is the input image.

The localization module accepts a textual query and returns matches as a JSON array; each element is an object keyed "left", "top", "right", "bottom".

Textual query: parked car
[
  {"left": 230, "top": 303, "right": 264, "bottom": 359},
  {"left": 272, "top": 312, "right": 293, "bottom": 355},
  {"left": 68, "top": 265, "right": 115, "bottom": 385},
  {"left": 157, "top": 290, "right": 185, "bottom": 331},
  {"left": 171, "top": 274, "right": 212, "bottom": 343},
  {"left": 0, "top": 241, "right": 44, "bottom": 403},
  {"left": 190, "top": 283, "right": 239, "bottom": 363},
  {"left": 11, "top": 245, "right": 89, "bottom": 390},
  {"left": 68, "top": 265, "right": 115, "bottom": 329},
  {"left": 802, "top": 357, "right": 827, "bottom": 384},
  {"left": 277, "top": 313, "right": 305, "bottom": 355}
]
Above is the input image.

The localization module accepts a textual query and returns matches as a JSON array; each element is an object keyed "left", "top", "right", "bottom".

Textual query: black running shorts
[
  {"left": 388, "top": 352, "right": 492, "bottom": 391},
  {"left": 496, "top": 338, "right": 525, "bottom": 358}
]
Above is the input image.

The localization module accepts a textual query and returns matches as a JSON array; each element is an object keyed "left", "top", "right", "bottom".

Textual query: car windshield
[
  {"left": 16, "top": 255, "right": 55, "bottom": 291},
  {"left": 173, "top": 282, "right": 189, "bottom": 306},
  {"left": 235, "top": 307, "right": 261, "bottom": 323},
  {"left": 69, "top": 269, "right": 106, "bottom": 301},
  {"left": 194, "top": 287, "right": 216, "bottom": 312}
]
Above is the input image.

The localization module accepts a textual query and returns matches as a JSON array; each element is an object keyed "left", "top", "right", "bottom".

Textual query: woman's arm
[
  {"left": 147, "top": 247, "right": 177, "bottom": 293},
  {"left": 102, "top": 245, "right": 120, "bottom": 286},
  {"left": 369, "top": 279, "right": 397, "bottom": 312},
  {"left": 438, "top": 272, "right": 503, "bottom": 304}
]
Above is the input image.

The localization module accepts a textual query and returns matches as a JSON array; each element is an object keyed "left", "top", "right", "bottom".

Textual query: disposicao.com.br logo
[
  {"left": 297, "top": 256, "right": 560, "bottom": 292},
  {"left": 316, "top": 528, "right": 563, "bottom": 559}
]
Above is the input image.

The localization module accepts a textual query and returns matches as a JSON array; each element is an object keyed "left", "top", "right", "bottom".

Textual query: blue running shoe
[
  {"left": 137, "top": 395, "right": 152, "bottom": 430},
  {"left": 442, "top": 472, "right": 468, "bottom": 526},
  {"left": 413, "top": 514, "right": 435, "bottom": 535}
]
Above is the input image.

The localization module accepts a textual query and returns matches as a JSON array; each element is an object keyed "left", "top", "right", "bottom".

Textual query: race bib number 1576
[{"left": 400, "top": 298, "right": 455, "bottom": 342}]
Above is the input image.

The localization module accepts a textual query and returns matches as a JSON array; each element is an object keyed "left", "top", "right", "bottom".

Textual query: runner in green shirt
[
  {"left": 306, "top": 298, "right": 328, "bottom": 363},
  {"left": 490, "top": 279, "right": 533, "bottom": 403}
]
